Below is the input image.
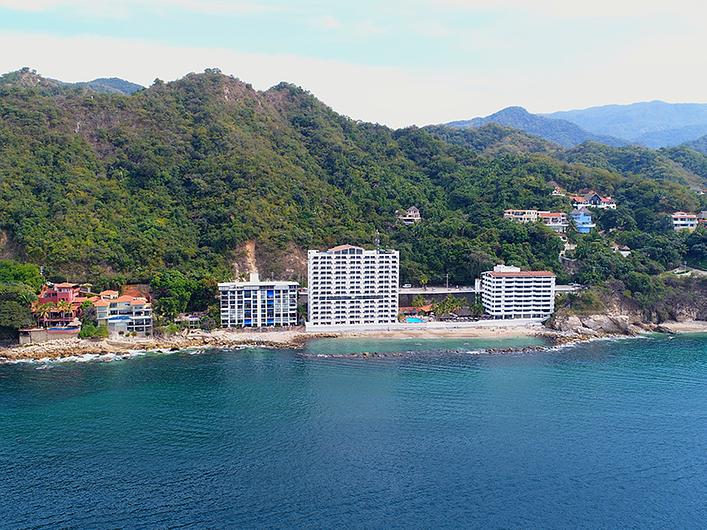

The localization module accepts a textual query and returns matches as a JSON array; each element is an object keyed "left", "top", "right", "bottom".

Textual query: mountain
[
  {"left": 0, "top": 67, "right": 142, "bottom": 95},
  {"left": 545, "top": 101, "right": 707, "bottom": 146},
  {"left": 559, "top": 142, "right": 706, "bottom": 190},
  {"left": 73, "top": 77, "right": 144, "bottom": 94},
  {"left": 632, "top": 124, "right": 707, "bottom": 149},
  {"left": 424, "top": 123, "right": 559, "bottom": 156},
  {"left": 0, "top": 68, "right": 704, "bottom": 300},
  {"left": 682, "top": 135, "right": 707, "bottom": 156},
  {"left": 446, "top": 106, "right": 627, "bottom": 148}
]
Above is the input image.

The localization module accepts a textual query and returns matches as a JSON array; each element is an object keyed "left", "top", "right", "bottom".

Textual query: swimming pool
[{"left": 405, "top": 317, "right": 424, "bottom": 323}]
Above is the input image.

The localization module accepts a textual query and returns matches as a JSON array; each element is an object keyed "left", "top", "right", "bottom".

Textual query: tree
[
  {"left": 33, "top": 303, "right": 53, "bottom": 323},
  {"left": 150, "top": 270, "right": 195, "bottom": 319},
  {"left": 0, "top": 261, "right": 44, "bottom": 292},
  {"left": 419, "top": 273, "right": 429, "bottom": 289},
  {"left": 80, "top": 300, "right": 97, "bottom": 325},
  {"left": 433, "top": 295, "right": 465, "bottom": 317},
  {"left": 56, "top": 300, "right": 74, "bottom": 319},
  {"left": 0, "top": 300, "right": 35, "bottom": 334},
  {"left": 411, "top": 294, "right": 426, "bottom": 308},
  {"left": 0, "top": 283, "right": 37, "bottom": 337}
]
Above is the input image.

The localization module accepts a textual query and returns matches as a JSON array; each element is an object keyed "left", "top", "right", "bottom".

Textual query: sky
[{"left": 0, "top": 0, "right": 705, "bottom": 127}]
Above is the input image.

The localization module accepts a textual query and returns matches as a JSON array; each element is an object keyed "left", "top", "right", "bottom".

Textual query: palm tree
[
  {"left": 56, "top": 301, "right": 74, "bottom": 320},
  {"left": 33, "top": 303, "right": 53, "bottom": 325}
]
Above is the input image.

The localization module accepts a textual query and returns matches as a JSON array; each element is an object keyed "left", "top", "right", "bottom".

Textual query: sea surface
[{"left": 1, "top": 334, "right": 706, "bottom": 528}]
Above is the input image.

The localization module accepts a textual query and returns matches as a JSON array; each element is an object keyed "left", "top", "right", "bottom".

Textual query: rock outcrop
[{"left": 548, "top": 314, "right": 643, "bottom": 336}]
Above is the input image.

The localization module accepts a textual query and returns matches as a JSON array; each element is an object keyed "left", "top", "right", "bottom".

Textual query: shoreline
[{"left": 1, "top": 320, "right": 706, "bottom": 363}]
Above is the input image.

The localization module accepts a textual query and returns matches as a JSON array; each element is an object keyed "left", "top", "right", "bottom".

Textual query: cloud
[
  {"left": 435, "top": 0, "right": 705, "bottom": 19},
  {"left": 312, "top": 15, "right": 342, "bottom": 30},
  {"left": 0, "top": 0, "right": 281, "bottom": 16},
  {"left": 0, "top": 30, "right": 704, "bottom": 127}
]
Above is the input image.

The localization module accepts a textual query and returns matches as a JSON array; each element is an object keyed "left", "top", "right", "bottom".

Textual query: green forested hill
[{"left": 0, "top": 69, "right": 705, "bottom": 303}]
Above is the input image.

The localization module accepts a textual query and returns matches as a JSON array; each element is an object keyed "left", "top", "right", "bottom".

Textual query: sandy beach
[
  {"left": 339, "top": 324, "right": 546, "bottom": 340},
  {"left": 656, "top": 320, "right": 707, "bottom": 333}
]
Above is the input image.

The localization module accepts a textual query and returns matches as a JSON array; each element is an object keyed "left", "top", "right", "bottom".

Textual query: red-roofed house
[
  {"left": 93, "top": 295, "right": 153, "bottom": 336},
  {"left": 572, "top": 191, "right": 617, "bottom": 210},
  {"left": 34, "top": 282, "right": 89, "bottom": 327}
]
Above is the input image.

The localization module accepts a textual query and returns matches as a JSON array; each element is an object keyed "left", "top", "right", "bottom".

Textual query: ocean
[{"left": 1, "top": 334, "right": 706, "bottom": 528}]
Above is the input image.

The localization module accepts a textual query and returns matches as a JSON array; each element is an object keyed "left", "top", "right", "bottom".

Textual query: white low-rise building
[
  {"left": 671, "top": 212, "right": 698, "bottom": 231},
  {"left": 93, "top": 293, "right": 153, "bottom": 336},
  {"left": 480, "top": 265, "right": 556, "bottom": 320},
  {"left": 307, "top": 245, "right": 399, "bottom": 330},
  {"left": 396, "top": 206, "right": 422, "bottom": 225},
  {"left": 219, "top": 273, "right": 298, "bottom": 328},
  {"left": 504, "top": 209, "right": 568, "bottom": 233}
]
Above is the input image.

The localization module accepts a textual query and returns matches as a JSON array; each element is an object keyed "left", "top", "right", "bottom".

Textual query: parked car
[{"left": 402, "top": 283, "right": 412, "bottom": 288}]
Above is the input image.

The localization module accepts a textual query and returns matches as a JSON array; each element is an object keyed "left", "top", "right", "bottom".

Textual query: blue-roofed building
[
  {"left": 570, "top": 207, "right": 595, "bottom": 234},
  {"left": 219, "top": 272, "right": 299, "bottom": 328}
]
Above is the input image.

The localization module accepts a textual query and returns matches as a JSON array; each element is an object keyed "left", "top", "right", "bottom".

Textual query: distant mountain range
[
  {"left": 0, "top": 67, "right": 143, "bottom": 95},
  {"left": 447, "top": 107, "right": 627, "bottom": 148},
  {"left": 448, "top": 101, "right": 707, "bottom": 150}
]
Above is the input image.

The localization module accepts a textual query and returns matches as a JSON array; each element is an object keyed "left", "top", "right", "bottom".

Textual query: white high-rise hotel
[
  {"left": 307, "top": 245, "right": 399, "bottom": 330},
  {"left": 219, "top": 273, "right": 298, "bottom": 328},
  {"left": 480, "top": 265, "right": 556, "bottom": 320}
]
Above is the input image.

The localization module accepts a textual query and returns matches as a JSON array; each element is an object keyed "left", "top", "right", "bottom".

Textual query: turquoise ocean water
[{"left": 1, "top": 334, "right": 706, "bottom": 528}]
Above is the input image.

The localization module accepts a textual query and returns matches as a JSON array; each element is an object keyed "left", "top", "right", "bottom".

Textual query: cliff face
[{"left": 548, "top": 276, "right": 707, "bottom": 336}]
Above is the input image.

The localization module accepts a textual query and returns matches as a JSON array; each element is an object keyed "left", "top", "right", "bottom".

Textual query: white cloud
[
  {"left": 0, "top": 31, "right": 704, "bottom": 127},
  {"left": 435, "top": 0, "right": 706, "bottom": 18},
  {"left": 0, "top": 0, "right": 281, "bottom": 16},
  {"left": 312, "top": 15, "right": 342, "bottom": 30}
]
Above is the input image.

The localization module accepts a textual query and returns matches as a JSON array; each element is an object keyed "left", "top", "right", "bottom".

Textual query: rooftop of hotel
[{"left": 487, "top": 271, "right": 555, "bottom": 278}]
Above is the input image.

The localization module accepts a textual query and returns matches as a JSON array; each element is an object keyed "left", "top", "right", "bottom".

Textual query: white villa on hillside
[
  {"left": 307, "top": 245, "right": 399, "bottom": 330},
  {"left": 219, "top": 272, "right": 298, "bottom": 328},
  {"left": 503, "top": 209, "right": 569, "bottom": 233},
  {"left": 479, "top": 265, "right": 556, "bottom": 321},
  {"left": 396, "top": 206, "right": 421, "bottom": 225},
  {"left": 93, "top": 292, "right": 153, "bottom": 336},
  {"left": 671, "top": 212, "right": 698, "bottom": 231}
]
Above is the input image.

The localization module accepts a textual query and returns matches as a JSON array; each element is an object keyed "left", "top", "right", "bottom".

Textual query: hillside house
[
  {"left": 396, "top": 206, "right": 421, "bottom": 225},
  {"left": 571, "top": 191, "right": 617, "bottom": 210},
  {"left": 34, "top": 282, "right": 92, "bottom": 327},
  {"left": 93, "top": 294, "right": 153, "bottom": 337},
  {"left": 570, "top": 208, "right": 595, "bottom": 234},
  {"left": 671, "top": 212, "right": 698, "bottom": 231},
  {"left": 504, "top": 209, "right": 568, "bottom": 233}
]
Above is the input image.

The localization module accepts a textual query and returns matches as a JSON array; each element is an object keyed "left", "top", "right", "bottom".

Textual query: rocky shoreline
[{"left": 1, "top": 319, "right": 705, "bottom": 363}]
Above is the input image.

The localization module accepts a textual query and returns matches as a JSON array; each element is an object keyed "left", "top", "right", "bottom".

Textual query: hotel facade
[
  {"left": 479, "top": 265, "right": 556, "bottom": 320},
  {"left": 219, "top": 273, "right": 298, "bottom": 328},
  {"left": 306, "top": 245, "right": 399, "bottom": 330}
]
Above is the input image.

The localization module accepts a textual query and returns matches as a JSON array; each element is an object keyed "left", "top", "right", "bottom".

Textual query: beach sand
[
  {"left": 657, "top": 320, "right": 707, "bottom": 333},
  {"left": 340, "top": 325, "right": 545, "bottom": 340}
]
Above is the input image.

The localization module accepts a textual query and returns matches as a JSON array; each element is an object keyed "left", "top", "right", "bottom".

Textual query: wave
[{"left": 1, "top": 349, "right": 152, "bottom": 366}]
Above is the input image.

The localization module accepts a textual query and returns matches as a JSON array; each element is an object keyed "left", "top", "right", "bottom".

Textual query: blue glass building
[{"left": 570, "top": 207, "right": 595, "bottom": 234}]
